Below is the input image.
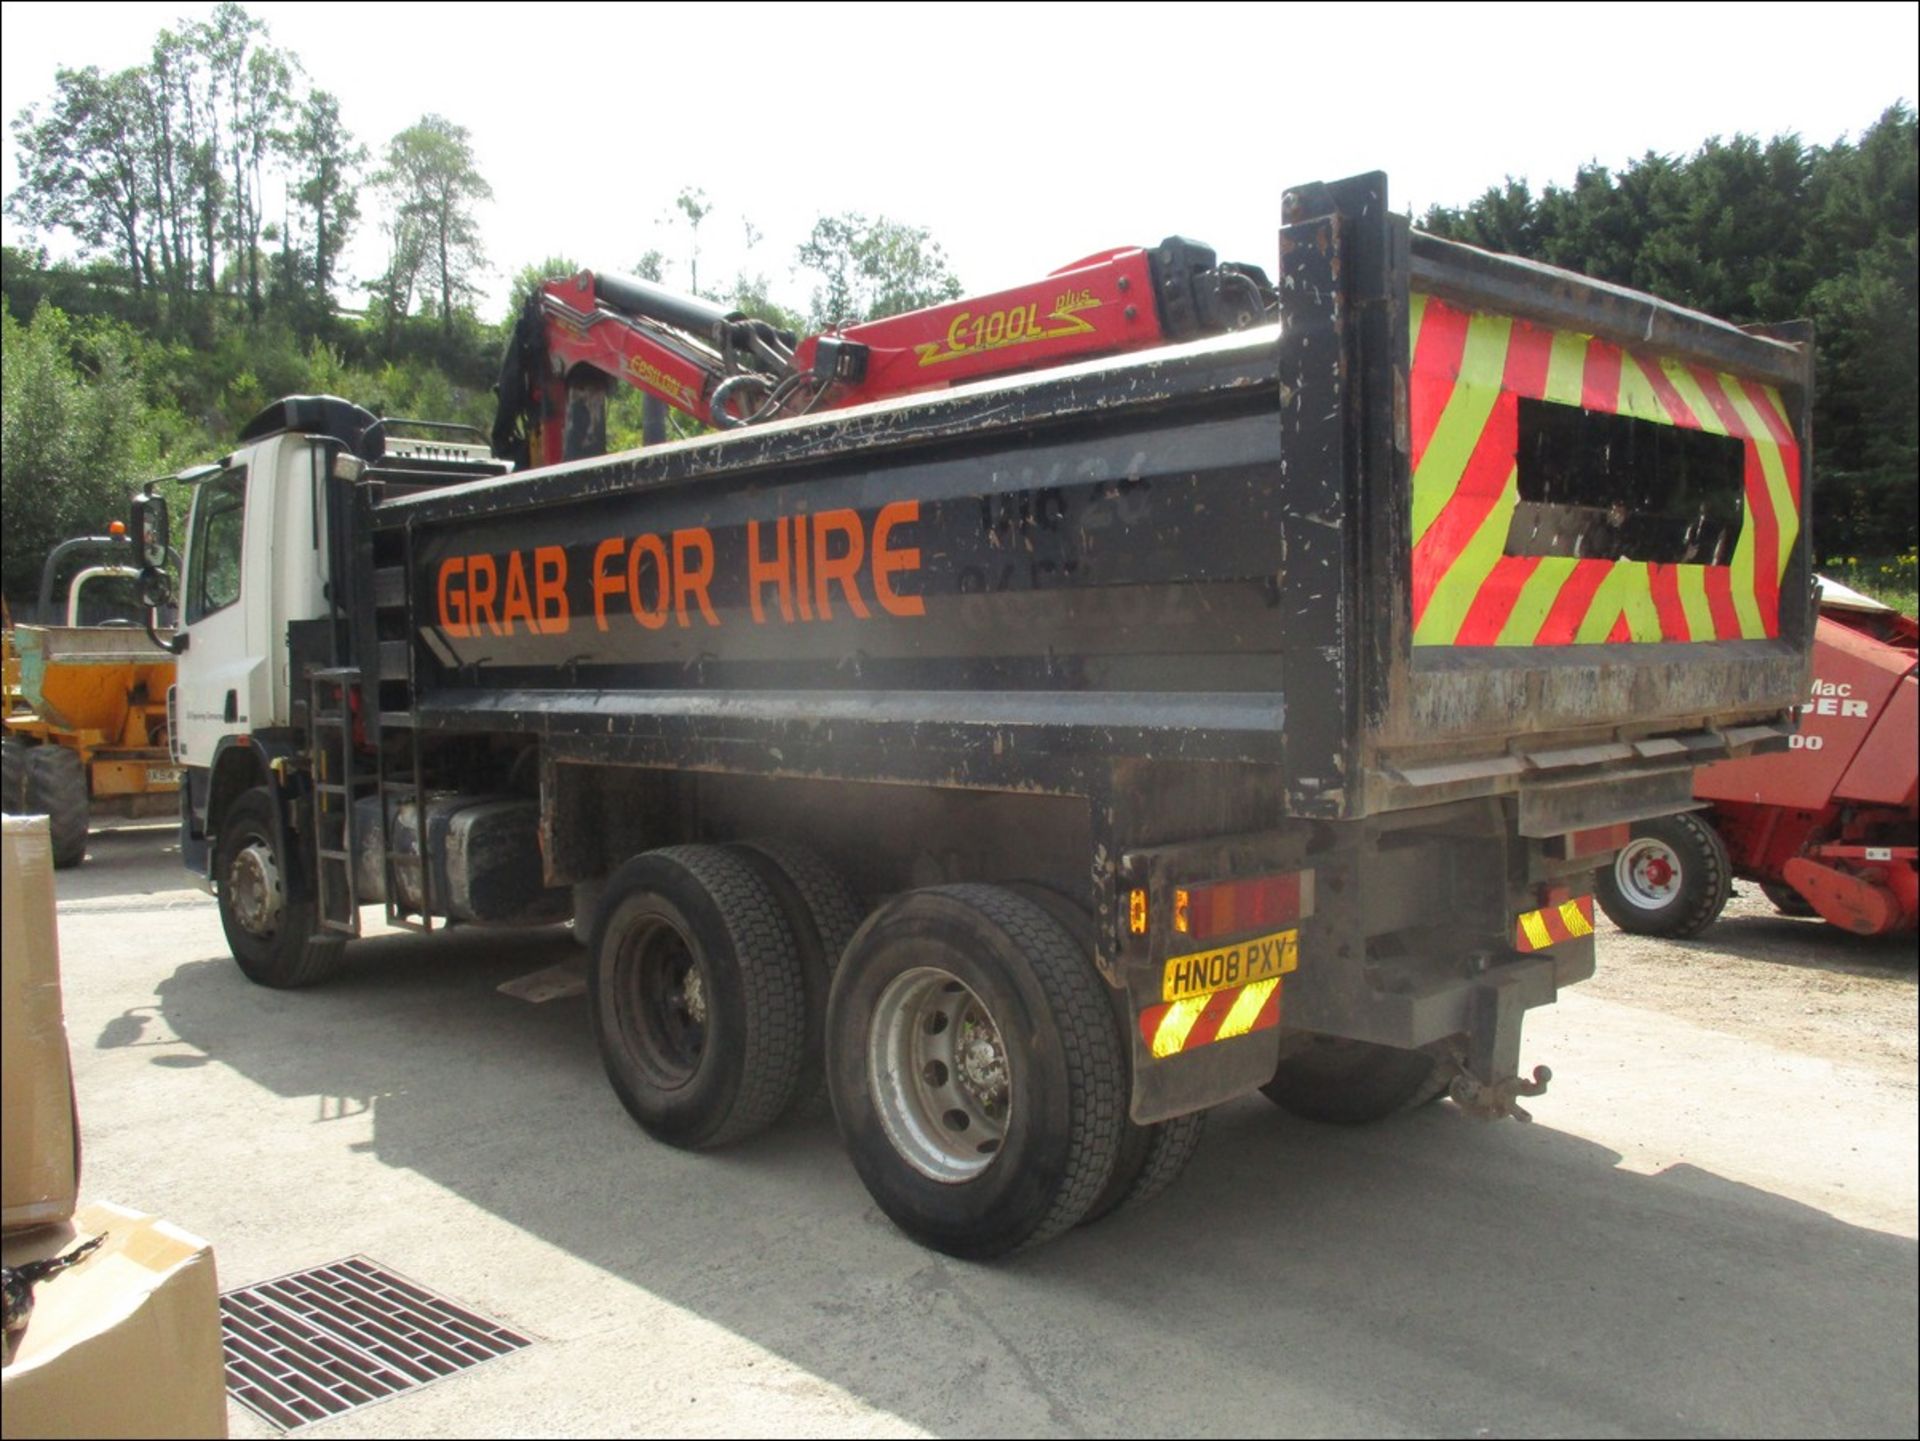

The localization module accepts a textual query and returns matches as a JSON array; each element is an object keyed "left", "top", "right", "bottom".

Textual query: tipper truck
[{"left": 128, "top": 173, "right": 1815, "bottom": 1258}]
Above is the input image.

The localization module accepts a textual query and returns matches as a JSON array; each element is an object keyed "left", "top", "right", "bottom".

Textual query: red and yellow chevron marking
[
  {"left": 1514, "top": 895, "right": 1596, "bottom": 952},
  {"left": 1138, "top": 977, "right": 1282, "bottom": 1059},
  {"left": 1408, "top": 292, "right": 1801, "bottom": 647}
]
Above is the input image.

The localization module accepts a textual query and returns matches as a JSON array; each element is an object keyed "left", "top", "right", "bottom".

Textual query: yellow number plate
[
  {"left": 1161, "top": 928, "right": 1299, "bottom": 1003},
  {"left": 146, "top": 767, "right": 181, "bottom": 787}
]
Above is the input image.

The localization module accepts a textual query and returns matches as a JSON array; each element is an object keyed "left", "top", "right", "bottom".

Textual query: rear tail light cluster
[
  {"left": 1175, "top": 871, "right": 1314, "bottom": 942},
  {"left": 1127, "top": 869, "right": 1316, "bottom": 940}
]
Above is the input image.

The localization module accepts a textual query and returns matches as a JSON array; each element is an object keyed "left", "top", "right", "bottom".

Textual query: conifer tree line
[{"left": 1421, "top": 104, "right": 1917, "bottom": 564}]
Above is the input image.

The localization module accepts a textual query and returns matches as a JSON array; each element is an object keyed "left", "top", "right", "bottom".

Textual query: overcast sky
[{"left": 3, "top": 1, "right": 1916, "bottom": 321}]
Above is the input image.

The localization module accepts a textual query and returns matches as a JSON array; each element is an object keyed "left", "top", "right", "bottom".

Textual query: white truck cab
[{"left": 133, "top": 398, "right": 505, "bottom": 887}]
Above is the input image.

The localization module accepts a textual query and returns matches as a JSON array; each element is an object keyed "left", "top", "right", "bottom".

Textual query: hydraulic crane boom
[{"left": 491, "top": 238, "right": 1274, "bottom": 469}]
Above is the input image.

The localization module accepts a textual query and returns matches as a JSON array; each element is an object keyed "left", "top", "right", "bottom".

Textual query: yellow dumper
[{"left": 2, "top": 541, "right": 179, "bottom": 868}]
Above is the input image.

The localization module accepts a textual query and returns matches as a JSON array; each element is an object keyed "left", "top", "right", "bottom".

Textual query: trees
[
  {"left": 1, "top": 308, "right": 148, "bottom": 604},
  {"left": 195, "top": 1, "right": 292, "bottom": 322},
  {"left": 290, "top": 91, "right": 364, "bottom": 311},
  {"left": 796, "top": 214, "right": 963, "bottom": 328},
  {"left": 373, "top": 115, "right": 492, "bottom": 344},
  {"left": 6, "top": 4, "right": 363, "bottom": 342},
  {"left": 8, "top": 67, "right": 156, "bottom": 304}
]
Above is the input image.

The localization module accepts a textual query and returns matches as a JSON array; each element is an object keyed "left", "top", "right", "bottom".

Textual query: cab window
[{"left": 186, "top": 468, "right": 247, "bottom": 623}]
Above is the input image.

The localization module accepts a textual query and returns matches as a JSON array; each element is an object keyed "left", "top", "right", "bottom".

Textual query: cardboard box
[
  {"left": 1, "top": 816, "right": 78, "bottom": 1233},
  {"left": 1, "top": 1202, "right": 227, "bottom": 1439}
]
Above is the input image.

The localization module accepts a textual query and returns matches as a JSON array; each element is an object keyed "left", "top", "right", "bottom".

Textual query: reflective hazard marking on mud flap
[
  {"left": 1139, "top": 929, "right": 1297, "bottom": 1059},
  {"left": 1514, "top": 895, "right": 1597, "bottom": 952}
]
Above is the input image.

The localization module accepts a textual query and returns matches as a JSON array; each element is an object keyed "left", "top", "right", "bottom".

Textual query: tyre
[
  {"left": 1000, "top": 881, "right": 1208, "bottom": 1226},
  {"left": 1594, "top": 812, "right": 1731, "bottom": 938},
  {"left": 735, "top": 839, "right": 866, "bottom": 972},
  {"left": 0, "top": 737, "right": 28, "bottom": 812},
  {"left": 827, "top": 885, "right": 1127, "bottom": 1259},
  {"left": 590, "top": 845, "right": 810, "bottom": 1150},
  {"left": 1760, "top": 880, "right": 1818, "bottom": 918},
  {"left": 25, "top": 745, "right": 89, "bottom": 869},
  {"left": 1081, "top": 1108, "right": 1208, "bottom": 1225},
  {"left": 728, "top": 840, "right": 867, "bottom": 1115},
  {"left": 215, "top": 787, "right": 343, "bottom": 988},
  {"left": 1261, "top": 1035, "right": 1454, "bottom": 1125}
]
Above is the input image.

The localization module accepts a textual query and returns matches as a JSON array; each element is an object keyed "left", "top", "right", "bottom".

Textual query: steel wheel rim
[
  {"left": 614, "top": 916, "right": 707, "bottom": 1088},
  {"left": 228, "top": 839, "right": 283, "bottom": 938},
  {"left": 869, "top": 966, "right": 1011, "bottom": 1183},
  {"left": 1615, "top": 836, "right": 1681, "bottom": 909}
]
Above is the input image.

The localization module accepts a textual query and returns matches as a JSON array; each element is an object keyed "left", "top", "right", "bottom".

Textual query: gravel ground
[{"left": 1584, "top": 886, "right": 1918, "bottom": 1085}]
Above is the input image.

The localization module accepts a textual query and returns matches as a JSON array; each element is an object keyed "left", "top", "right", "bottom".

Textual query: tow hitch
[
  {"left": 1450, "top": 1064, "right": 1553, "bottom": 1122},
  {"left": 1449, "top": 961, "right": 1557, "bottom": 1122}
]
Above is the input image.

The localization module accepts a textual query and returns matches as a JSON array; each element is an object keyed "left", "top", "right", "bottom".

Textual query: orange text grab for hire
[{"left": 434, "top": 502, "right": 926, "bottom": 638}]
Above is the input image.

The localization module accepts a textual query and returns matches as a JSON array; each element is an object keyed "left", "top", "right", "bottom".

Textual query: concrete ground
[{"left": 45, "top": 822, "right": 1920, "bottom": 1438}]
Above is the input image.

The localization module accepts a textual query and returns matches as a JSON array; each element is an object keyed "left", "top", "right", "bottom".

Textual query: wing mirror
[
  {"left": 131, "top": 491, "right": 170, "bottom": 570},
  {"left": 131, "top": 488, "right": 187, "bottom": 655}
]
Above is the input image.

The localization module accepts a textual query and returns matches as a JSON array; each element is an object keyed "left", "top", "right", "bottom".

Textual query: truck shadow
[{"left": 152, "top": 932, "right": 1917, "bottom": 1438}]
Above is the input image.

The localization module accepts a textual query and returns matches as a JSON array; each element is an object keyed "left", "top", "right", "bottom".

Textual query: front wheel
[
  {"left": 1594, "top": 813, "right": 1731, "bottom": 938},
  {"left": 827, "top": 885, "right": 1127, "bottom": 1259},
  {"left": 215, "top": 788, "right": 342, "bottom": 988}
]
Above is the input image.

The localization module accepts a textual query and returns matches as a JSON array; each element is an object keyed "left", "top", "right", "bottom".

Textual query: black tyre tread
[
  {"left": 217, "top": 789, "right": 342, "bottom": 989},
  {"left": 666, "top": 844, "right": 811, "bottom": 1147},
  {"left": 737, "top": 839, "right": 866, "bottom": 972},
  {"left": 1596, "top": 813, "right": 1731, "bottom": 939},
  {"left": 278, "top": 935, "right": 348, "bottom": 989},
  {"left": 612, "top": 845, "right": 811, "bottom": 1149},
  {"left": 729, "top": 840, "right": 868, "bottom": 1119},
  {"left": 925, "top": 883, "right": 1128, "bottom": 1253},
  {"left": 26, "top": 746, "right": 89, "bottom": 869},
  {"left": 1261, "top": 1036, "right": 1453, "bottom": 1125},
  {"left": 1084, "top": 1109, "right": 1207, "bottom": 1224},
  {"left": 1760, "top": 880, "right": 1818, "bottom": 918},
  {"left": 1, "top": 738, "right": 29, "bottom": 812},
  {"left": 998, "top": 882, "right": 1209, "bottom": 1227}
]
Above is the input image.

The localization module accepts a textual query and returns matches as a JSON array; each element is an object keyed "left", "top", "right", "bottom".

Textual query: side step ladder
[{"left": 309, "top": 669, "right": 368, "bottom": 936}]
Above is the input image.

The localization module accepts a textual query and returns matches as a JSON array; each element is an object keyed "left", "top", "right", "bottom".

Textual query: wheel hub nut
[
  {"left": 956, "top": 1021, "right": 1007, "bottom": 1107},
  {"left": 682, "top": 967, "right": 707, "bottom": 1025},
  {"left": 231, "top": 842, "right": 282, "bottom": 936}
]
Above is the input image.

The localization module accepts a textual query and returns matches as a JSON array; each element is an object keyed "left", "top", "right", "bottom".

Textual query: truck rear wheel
[
  {"left": 1595, "top": 813, "right": 1731, "bottom": 938},
  {"left": 25, "top": 745, "right": 89, "bottom": 869},
  {"left": 729, "top": 840, "right": 867, "bottom": 1116},
  {"left": 1261, "top": 1036, "right": 1453, "bottom": 1125},
  {"left": 827, "top": 885, "right": 1126, "bottom": 1259},
  {"left": 1000, "top": 880, "right": 1209, "bottom": 1227},
  {"left": 590, "top": 846, "right": 810, "bottom": 1150},
  {"left": 216, "top": 788, "right": 343, "bottom": 988}
]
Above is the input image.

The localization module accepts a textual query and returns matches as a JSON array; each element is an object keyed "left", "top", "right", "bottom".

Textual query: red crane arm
[{"left": 491, "top": 239, "right": 1271, "bottom": 470}]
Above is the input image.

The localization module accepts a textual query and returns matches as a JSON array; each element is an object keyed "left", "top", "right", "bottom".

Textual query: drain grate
[{"left": 220, "top": 1257, "right": 530, "bottom": 1431}]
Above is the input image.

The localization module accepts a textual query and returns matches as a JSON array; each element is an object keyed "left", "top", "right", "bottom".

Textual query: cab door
[{"left": 174, "top": 452, "right": 271, "bottom": 773}]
